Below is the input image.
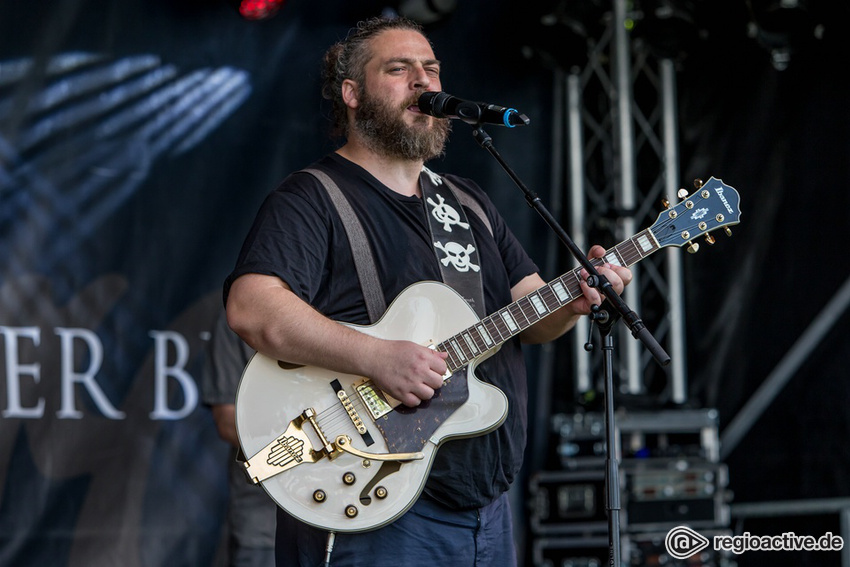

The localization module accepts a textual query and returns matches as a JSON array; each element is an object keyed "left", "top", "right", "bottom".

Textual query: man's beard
[{"left": 353, "top": 89, "right": 451, "bottom": 161}]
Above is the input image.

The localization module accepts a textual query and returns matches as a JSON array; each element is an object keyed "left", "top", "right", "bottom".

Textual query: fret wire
[
  {"left": 461, "top": 325, "right": 484, "bottom": 356},
  {"left": 522, "top": 297, "right": 543, "bottom": 324},
  {"left": 484, "top": 315, "right": 505, "bottom": 343},
  {"left": 529, "top": 291, "right": 550, "bottom": 318},
  {"left": 634, "top": 229, "right": 659, "bottom": 259},
  {"left": 443, "top": 352, "right": 460, "bottom": 372},
  {"left": 633, "top": 231, "right": 654, "bottom": 262},
  {"left": 643, "top": 229, "right": 660, "bottom": 256},
  {"left": 490, "top": 310, "right": 512, "bottom": 339},
  {"left": 499, "top": 307, "right": 521, "bottom": 337},
  {"left": 439, "top": 338, "right": 463, "bottom": 368},
  {"left": 449, "top": 331, "right": 472, "bottom": 360},
  {"left": 461, "top": 331, "right": 480, "bottom": 356},
  {"left": 497, "top": 309, "right": 515, "bottom": 338},
  {"left": 449, "top": 336, "right": 471, "bottom": 365},
  {"left": 510, "top": 300, "right": 533, "bottom": 328},
  {"left": 550, "top": 277, "right": 572, "bottom": 305},
  {"left": 617, "top": 239, "right": 640, "bottom": 265},
  {"left": 465, "top": 336, "right": 477, "bottom": 359},
  {"left": 473, "top": 332, "right": 487, "bottom": 353},
  {"left": 619, "top": 237, "right": 643, "bottom": 265},
  {"left": 565, "top": 270, "right": 582, "bottom": 298},
  {"left": 539, "top": 284, "right": 561, "bottom": 312},
  {"left": 609, "top": 244, "right": 627, "bottom": 266},
  {"left": 442, "top": 342, "right": 462, "bottom": 370},
  {"left": 475, "top": 322, "right": 495, "bottom": 349},
  {"left": 446, "top": 338, "right": 463, "bottom": 363},
  {"left": 558, "top": 273, "right": 575, "bottom": 306},
  {"left": 633, "top": 233, "right": 650, "bottom": 259}
]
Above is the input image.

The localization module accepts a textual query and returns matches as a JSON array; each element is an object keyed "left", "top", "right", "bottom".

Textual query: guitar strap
[
  {"left": 303, "top": 166, "right": 492, "bottom": 322},
  {"left": 420, "top": 167, "right": 487, "bottom": 318},
  {"left": 303, "top": 168, "right": 387, "bottom": 324}
]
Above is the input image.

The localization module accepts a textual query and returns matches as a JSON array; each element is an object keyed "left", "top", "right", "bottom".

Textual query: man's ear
[{"left": 341, "top": 79, "right": 359, "bottom": 109}]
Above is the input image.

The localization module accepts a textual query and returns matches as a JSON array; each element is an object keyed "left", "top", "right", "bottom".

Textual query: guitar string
[{"left": 313, "top": 384, "right": 383, "bottom": 444}]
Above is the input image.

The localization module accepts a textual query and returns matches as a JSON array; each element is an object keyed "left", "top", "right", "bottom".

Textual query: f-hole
[{"left": 358, "top": 461, "right": 402, "bottom": 505}]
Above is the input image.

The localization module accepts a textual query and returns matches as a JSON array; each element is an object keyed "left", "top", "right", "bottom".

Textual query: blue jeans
[{"left": 275, "top": 492, "right": 517, "bottom": 567}]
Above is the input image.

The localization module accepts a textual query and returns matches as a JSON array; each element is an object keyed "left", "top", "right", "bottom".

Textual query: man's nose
[{"left": 411, "top": 66, "right": 431, "bottom": 90}]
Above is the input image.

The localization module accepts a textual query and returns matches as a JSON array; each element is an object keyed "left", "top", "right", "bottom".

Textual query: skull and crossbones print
[
  {"left": 426, "top": 193, "right": 470, "bottom": 232},
  {"left": 433, "top": 241, "right": 480, "bottom": 272}
]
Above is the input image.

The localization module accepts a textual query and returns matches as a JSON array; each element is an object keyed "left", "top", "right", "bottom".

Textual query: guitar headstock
[{"left": 650, "top": 177, "right": 741, "bottom": 252}]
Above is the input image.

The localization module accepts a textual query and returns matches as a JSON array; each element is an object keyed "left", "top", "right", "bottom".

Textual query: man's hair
[{"left": 322, "top": 16, "right": 427, "bottom": 139}]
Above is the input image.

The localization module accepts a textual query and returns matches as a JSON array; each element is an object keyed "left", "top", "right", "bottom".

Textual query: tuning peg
[
  {"left": 724, "top": 227, "right": 732, "bottom": 237},
  {"left": 686, "top": 241, "right": 700, "bottom": 254},
  {"left": 661, "top": 198, "right": 671, "bottom": 209},
  {"left": 705, "top": 233, "right": 716, "bottom": 245},
  {"left": 677, "top": 188, "right": 689, "bottom": 199},
  {"left": 693, "top": 178, "right": 704, "bottom": 189}
]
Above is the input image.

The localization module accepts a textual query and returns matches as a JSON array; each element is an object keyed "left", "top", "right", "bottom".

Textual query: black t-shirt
[{"left": 225, "top": 153, "right": 539, "bottom": 509}]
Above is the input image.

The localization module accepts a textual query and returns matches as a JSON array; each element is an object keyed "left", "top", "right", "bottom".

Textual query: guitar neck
[{"left": 438, "top": 227, "right": 661, "bottom": 373}]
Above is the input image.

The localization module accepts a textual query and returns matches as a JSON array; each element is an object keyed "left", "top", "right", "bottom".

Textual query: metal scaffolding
[{"left": 564, "top": 0, "right": 689, "bottom": 404}]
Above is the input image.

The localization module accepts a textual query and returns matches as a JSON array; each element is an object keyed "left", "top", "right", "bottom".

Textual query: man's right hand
[{"left": 366, "top": 340, "right": 448, "bottom": 407}]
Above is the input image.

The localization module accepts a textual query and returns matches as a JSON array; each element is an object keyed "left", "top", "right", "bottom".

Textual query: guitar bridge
[{"left": 243, "top": 408, "right": 339, "bottom": 484}]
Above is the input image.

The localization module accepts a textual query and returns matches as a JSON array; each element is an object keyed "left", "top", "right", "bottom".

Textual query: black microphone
[{"left": 418, "top": 91, "right": 530, "bottom": 128}]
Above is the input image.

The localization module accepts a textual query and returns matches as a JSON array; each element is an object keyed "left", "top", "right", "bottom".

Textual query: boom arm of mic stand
[{"left": 470, "top": 127, "right": 671, "bottom": 367}]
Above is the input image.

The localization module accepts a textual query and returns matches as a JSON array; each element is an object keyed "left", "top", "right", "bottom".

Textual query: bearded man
[{"left": 223, "top": 16, "right": 631, "bottom": 567}]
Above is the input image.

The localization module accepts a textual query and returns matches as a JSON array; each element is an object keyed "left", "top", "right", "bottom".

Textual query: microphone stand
[
  {"left": 589, "top": 303, "right": 624, "bottom": 567},
  {"left": 462, "top": 114, "right": 671, "bottom": 566}
]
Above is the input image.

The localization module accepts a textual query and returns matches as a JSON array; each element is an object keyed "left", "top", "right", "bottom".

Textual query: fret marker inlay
[
  {"left": 530, "top": 293, "right": 546, "bottom": 315},
  {"left": 501, "top": 311, "right": 518, "bottom": 333},
  {"left": 552, "top": 281, "right": 569, "bottom": 303},
  {"left": 462, "top": 333, "right": 478, "bottom": 354},
  {"left": 605, "top": 252, "right": 621, "bottom": 266},
  {"left": 477, "top": 325, "right": 493, "bottom": 346}
]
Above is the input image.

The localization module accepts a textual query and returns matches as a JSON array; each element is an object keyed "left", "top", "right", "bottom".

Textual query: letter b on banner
[{"left": 149, "top": 330, "right": 198, "bottom": 420}]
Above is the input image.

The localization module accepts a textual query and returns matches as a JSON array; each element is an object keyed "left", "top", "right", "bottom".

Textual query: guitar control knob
[
  {"left": 313, "top": 490, "right": 327, "bottom": 503},
  {"left": 342, "top": 472, "right": 356, "bottom": 485},
  {"left": 345, "top": 505, "right": 359, "bottom": 518},
  {"left": 375, "top": 486, "right": 388, "bottom": 499}
]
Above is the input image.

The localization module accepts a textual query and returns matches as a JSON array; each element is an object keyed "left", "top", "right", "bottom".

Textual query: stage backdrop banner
[{"left": 0, "top": 2, "right": 357, "bottom": 566}]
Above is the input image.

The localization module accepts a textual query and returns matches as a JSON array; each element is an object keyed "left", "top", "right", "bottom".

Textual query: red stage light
[{"left": 236, "top": 0, "right": 285, "bottom": 21}]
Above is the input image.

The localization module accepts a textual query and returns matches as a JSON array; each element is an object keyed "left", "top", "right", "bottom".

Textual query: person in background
[
  {"left": 202, "top": 308, "right": 276, "bottom": 567},
  {"left": 224, "top": 15, "right": 632, "bottom": 567}
]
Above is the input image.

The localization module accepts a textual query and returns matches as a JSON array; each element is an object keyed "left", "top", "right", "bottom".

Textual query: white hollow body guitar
[{"left": 235, "top": 177, "right": 741, "bottom": 533}]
